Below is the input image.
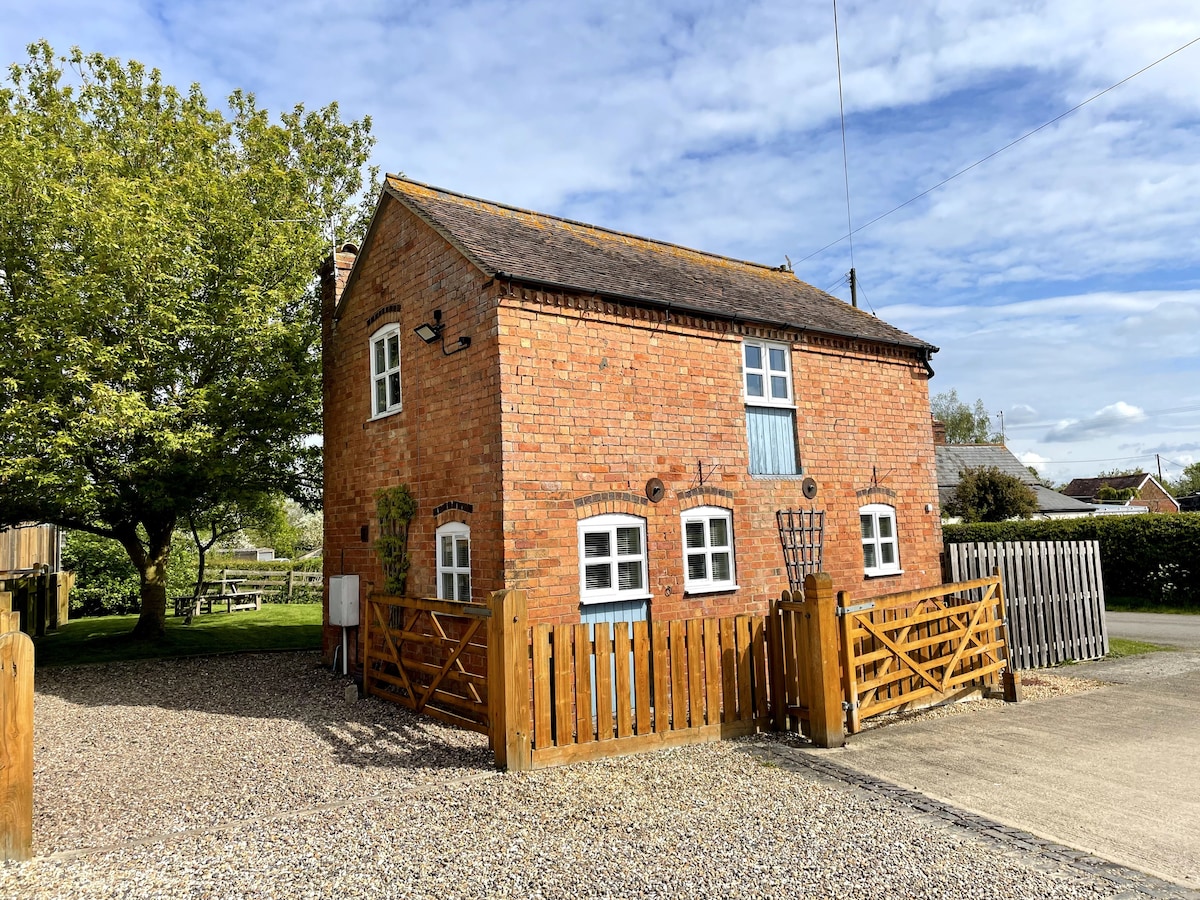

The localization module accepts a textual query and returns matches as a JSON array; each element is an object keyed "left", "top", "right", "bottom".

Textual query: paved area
[
  {"left": 817, "top": 618, "right": 1200, "bottom": 892},
  {"left": 4, "top": 651, "right": 1186, "bottom": 899}
]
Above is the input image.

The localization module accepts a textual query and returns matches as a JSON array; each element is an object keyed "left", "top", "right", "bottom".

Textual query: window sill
[
  {"left": 684, "top": 584, "right": 738, "bottom": 596},
  {"left": 744, "top": 400, "right": 796, "bottom": 410},
  {"left": 368, "top": 406, "right": 404, "bottom": 423},
  {"left": 579, "top": 592, "right": 653, "bottom": 607},
  {"left": 749, "top": 473, "right": 807, "bottom": 480},
  {"left": 864, "top": 568, "right": 904, "bottom": 579}
]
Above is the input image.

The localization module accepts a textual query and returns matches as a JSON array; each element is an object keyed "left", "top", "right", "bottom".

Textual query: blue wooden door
[{"left": 579, "top": 599, "right": 649, "bottom": 717}]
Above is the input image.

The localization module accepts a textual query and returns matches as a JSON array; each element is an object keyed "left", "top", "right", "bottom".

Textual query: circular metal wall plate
[
  {"left": 801, "top": 477, "right": 818, "bottom": 500},
  {"left": 645, "top": 477, "right": 665, "bottom": 503}
]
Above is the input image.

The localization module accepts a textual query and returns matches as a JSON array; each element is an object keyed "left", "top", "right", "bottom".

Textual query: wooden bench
[{"left": 173, "top": 580, "right": 265, "bottom": 617}]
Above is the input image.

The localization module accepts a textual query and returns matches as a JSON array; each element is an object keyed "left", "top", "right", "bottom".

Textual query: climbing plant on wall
[{"left": 375, "top": 485, "right": 417, "bottom": 595}]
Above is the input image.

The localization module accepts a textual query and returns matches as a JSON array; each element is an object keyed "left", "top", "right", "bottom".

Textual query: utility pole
[
  {"left": 849, "top": 267, "right": 857, "bottom": 308},
  {"left": 1157, "top": 454, "right": 1163, "bottom": 482},
  {"left": 996, "top": 410, "right": 1005, "bottom": 443}
]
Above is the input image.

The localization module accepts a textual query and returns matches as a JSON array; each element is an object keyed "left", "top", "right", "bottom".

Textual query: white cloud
[
  {"left": 2, "top": 0, "right": 1199, "bottom": 481},
  {"left": 1044, "top": 402, "right": 1148, "bottom": 443}
]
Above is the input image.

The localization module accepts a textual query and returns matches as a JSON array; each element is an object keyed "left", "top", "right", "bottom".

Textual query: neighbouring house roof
[
  {"left": 1062, "top": 474, "right": 1151, "bottom": 499},
  {"left": 1062, "top": 473, "right": 1180, "bottom": 511},
  {"left": 372, "top": 175, "right": 936, "bottom": 352},
  {"left": 935, "top": 444, "right": 1096, "bottom": 515}
]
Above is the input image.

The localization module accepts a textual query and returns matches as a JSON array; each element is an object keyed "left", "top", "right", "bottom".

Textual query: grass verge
[
  {"left": 34, "top": 603, "right": 322, "bottom": 667},
  {"left": 1106, "top": 597, "right": 1200, "bottom": 615},
  {"left": 1106, "top": 637, "right": 1173, "bottom": 659}
]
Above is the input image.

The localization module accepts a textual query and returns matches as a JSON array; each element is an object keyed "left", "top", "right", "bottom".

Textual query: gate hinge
[
  {"left": 837, "top": 601, "right": 875, "bottom": 616},
  {"left": 842, "top": 700, "right": 858, "bottom": 711}
]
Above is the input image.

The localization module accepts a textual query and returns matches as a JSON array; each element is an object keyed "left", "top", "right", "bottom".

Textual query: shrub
[
  {"left": 944, "top": 466, "right": 1038, "bottom": 522},
  {"left": 944, "top": 514, "right": 1200, "bottom": 605}
]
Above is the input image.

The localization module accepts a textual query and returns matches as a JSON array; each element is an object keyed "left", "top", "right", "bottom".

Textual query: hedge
[{"left": 943, "top": 514, "right": 1200, "bottom": 605}]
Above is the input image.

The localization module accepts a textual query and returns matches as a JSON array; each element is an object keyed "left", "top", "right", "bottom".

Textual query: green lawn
[
  {"left": 1106, "top": 637, "right": 1173, "bottom": 659},
  {"left": 33, "top": 603, "right": 323, "bottom": 667}
]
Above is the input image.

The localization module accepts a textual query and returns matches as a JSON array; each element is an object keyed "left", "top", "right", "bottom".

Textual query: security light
[{"left": 414, "top": 309, "right": 471, "bottom": 355}]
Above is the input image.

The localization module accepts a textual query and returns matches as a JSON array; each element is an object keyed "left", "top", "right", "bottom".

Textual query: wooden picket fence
[
  {"left": 1, "top": 589, "right": 35, "bottom": 860},
  {"left": 526, "top": 613, "right": 772, "bottom": 769},
  {"left": 945, "top": 541, "right": 1107, "bottom": 668},
  {"left": 0, "top": 569, "right": 73, "bottom": 637},
  {"left": 838, "top": 574, "right": 1009, "bottom": 733},
  {"left": 362, "top": 574, "right": 1015, "bottom": 770}
]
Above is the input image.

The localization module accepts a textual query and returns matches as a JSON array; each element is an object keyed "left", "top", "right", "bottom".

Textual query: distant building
[
  {"left": 1061, "top": 474, "right": 1180, "bottom": 514},
  {"left": 933, "top": 437, "right": 1096, "bottom": 520}
]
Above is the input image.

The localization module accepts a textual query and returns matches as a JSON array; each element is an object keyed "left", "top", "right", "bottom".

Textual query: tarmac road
[
  {"left": 817, "top": 616, "right": 1200, "bottom": 890},
  {"left": 1107, "top": 610, "right": 1200, "bottom": 649}
]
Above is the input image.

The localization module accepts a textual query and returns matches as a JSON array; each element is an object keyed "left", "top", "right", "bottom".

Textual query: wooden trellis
[{"left": 776, "top": 509, "right": 825, "bottom": 594}]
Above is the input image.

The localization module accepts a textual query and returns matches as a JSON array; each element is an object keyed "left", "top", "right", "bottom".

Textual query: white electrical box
[{"left": 328, "top": 574, "right": 360, "bottom": 627}]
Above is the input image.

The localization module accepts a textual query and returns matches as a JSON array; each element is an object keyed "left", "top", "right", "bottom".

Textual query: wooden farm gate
[
  {"left": 946, "top": 541, "right": 1107, "bottom": 668},
  {"left": 838, "top": 574, "right": 1010, "bottom": 733},
  {"left": 525, "top": 613, "right": 773, "bottom": 768},
  {"left": 362, "top": 594, "right": 493, "bottom": 736}
]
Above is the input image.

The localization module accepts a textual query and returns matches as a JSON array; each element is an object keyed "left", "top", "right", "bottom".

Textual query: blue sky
[{"left": 6, "top": 0, "right": 1200, "bottom": 484}]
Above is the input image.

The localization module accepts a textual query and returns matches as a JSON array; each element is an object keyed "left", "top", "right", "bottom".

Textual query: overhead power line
[
  {"left": 1003, "top": 400, "right": 1200, "bottom": 432},
  {"left": 798, "top": 33, "right": 1200, "bottom": 264}
]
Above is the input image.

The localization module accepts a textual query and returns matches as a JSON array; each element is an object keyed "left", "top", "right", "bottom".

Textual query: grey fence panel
[{"left": 947, "top": 540, "right": 1107, "bottom": 669}]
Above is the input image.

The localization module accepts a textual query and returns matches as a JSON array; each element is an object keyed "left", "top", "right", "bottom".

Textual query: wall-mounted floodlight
[{"left": 413, "top": 309, "right": 471, "bottom": 355}]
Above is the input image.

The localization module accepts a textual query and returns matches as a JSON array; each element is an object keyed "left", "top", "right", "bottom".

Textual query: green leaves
[
  {"left": 931, "top": 389, "right": 1000, "bottom": 444},
  {"left": 944, "top": 466, "right": 1038, "bottom": 523},
  {"left": 0, "top": 42, "right": 374, "bottom": 632}
]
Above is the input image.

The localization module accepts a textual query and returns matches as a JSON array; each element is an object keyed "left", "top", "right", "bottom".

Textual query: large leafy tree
[
  {"left": 931, "top": 389, "right": 999, "bottom": 444},
  {"left": 0, "top": 43, "right": 374, "bottom": 638}
]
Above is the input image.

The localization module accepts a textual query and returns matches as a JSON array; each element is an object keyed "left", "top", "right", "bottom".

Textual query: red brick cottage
[{"left": 320, "top": 176, "right": 944, "bottom": 670}]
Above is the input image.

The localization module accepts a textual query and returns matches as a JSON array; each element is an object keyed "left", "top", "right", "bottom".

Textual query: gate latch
[{"left": 841, "top": 700, "right": 858, "bottom": 711}]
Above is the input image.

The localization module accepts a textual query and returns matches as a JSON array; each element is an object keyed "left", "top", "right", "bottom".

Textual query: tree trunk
[{"left": 128, "top": 530, "right": 173, "bottom": 641}]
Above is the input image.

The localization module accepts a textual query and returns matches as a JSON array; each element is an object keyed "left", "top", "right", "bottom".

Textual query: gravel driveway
[{"left": 1, "top": 651, "right": 1192, "bottom": 899}]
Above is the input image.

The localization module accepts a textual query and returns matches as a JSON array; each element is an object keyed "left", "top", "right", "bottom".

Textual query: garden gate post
[
  {"left": 802, "top": 573, "right": 846, "bottom": 748},
  {"left": 488, "top": 589, "right": 531, "bottom": 772},
  {"left": 0, "top": 629, "right": 34, "bottom": 860}
]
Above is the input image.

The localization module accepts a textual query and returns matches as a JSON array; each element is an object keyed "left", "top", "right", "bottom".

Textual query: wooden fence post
[
  {"left": 802, "top": 573, "right": 846, "bottom": 748},
  {"left": 488, "top": 589, "right": 531, "bottom": 772},
  {"left": 0, "top": 630, "right": 34, "bottom": 861}
]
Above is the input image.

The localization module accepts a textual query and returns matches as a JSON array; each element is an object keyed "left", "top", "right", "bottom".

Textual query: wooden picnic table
[{"left": 173, "top": 578, "right": 264, "bottom": 617}]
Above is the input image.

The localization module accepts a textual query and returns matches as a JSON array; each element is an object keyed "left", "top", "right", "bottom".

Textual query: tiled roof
[
  {"left": 383, "top": 176, "right": 935, "bottom": 351},
  {"left": 1061, "top": 475, "right": 1148, "bottom": 498},
  {"left": 935, "top": 444, "right": 1096, "bottom": 515}
]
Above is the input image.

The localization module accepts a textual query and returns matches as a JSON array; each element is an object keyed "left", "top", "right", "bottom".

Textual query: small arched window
[
  {"left": 369, "top": 324, "right": 402, "bottom": 418},
  {"left": 859, "top": 504, "right": 901, "bottom": 577},
  {"left": 436, "top": 522, "right": 470, "bottom": 601}
]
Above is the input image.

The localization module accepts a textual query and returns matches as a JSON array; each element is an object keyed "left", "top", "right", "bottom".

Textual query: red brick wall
[
  {"left": 322, "top": 196, "right": 504, "bottom": 666},
  {"left": 324, "top": 199, "right": 944, "bottom": 664},
  {"left": 494, "top": 286, "right": 943, "bottom": 625},
  {"left": 1130, "top": 478, "right": 1179, "bottom": 513}
]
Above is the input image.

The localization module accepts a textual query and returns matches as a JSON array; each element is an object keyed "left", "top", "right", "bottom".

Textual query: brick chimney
[
  {"left": 931, "top": 417, "right": 947, "bottom": 446},
  {"left": 319, "top": 242, "right": 358, "bottom": 326}
]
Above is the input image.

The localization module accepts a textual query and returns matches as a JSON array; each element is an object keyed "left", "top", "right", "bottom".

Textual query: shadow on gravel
[{"left": 32, "top": 650, "right": 495, "bottom": 774}]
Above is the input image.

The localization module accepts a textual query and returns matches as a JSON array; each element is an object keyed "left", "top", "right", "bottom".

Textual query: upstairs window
[
  {"left": 578, "top": 514, "right": 649, "bottom": 605},
  {"left": 860, "top": 504, "right": 901, "bottom": 577},
  {"left": 681, "top": 506, "right": 736, "bottom": 593},
  {"left": 371, "top": 325, "right": 402, "bottom": 417},
  {"left": 436, "top": 522, "right": 471, "bottom": 601},
  {"left": 743, "top": 339, "right": 799, "bottom": 475}
]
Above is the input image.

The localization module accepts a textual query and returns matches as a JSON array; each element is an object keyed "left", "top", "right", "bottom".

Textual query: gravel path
[{"left": 1, "top": 652, "right": 1189, "bottom": 898}]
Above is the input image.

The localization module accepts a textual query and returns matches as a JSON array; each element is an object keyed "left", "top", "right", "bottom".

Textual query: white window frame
[
  {"left": 681, "top": 506, "right": 737, "bottom": 594},
  {"left": 743, "top": 339, "right": 794, "bottom": 408},
  {"left": 369, "top": 324, "right": 402, "bottom": 419},
  {"left": 436, "top": 522, "right": 471, "bottom": 601},
  {"left": 577, "top": 514, "right": 651, "bottom": 605},
  {"left": 860, "top": 504, "right": 902, "bottom": 577}
]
